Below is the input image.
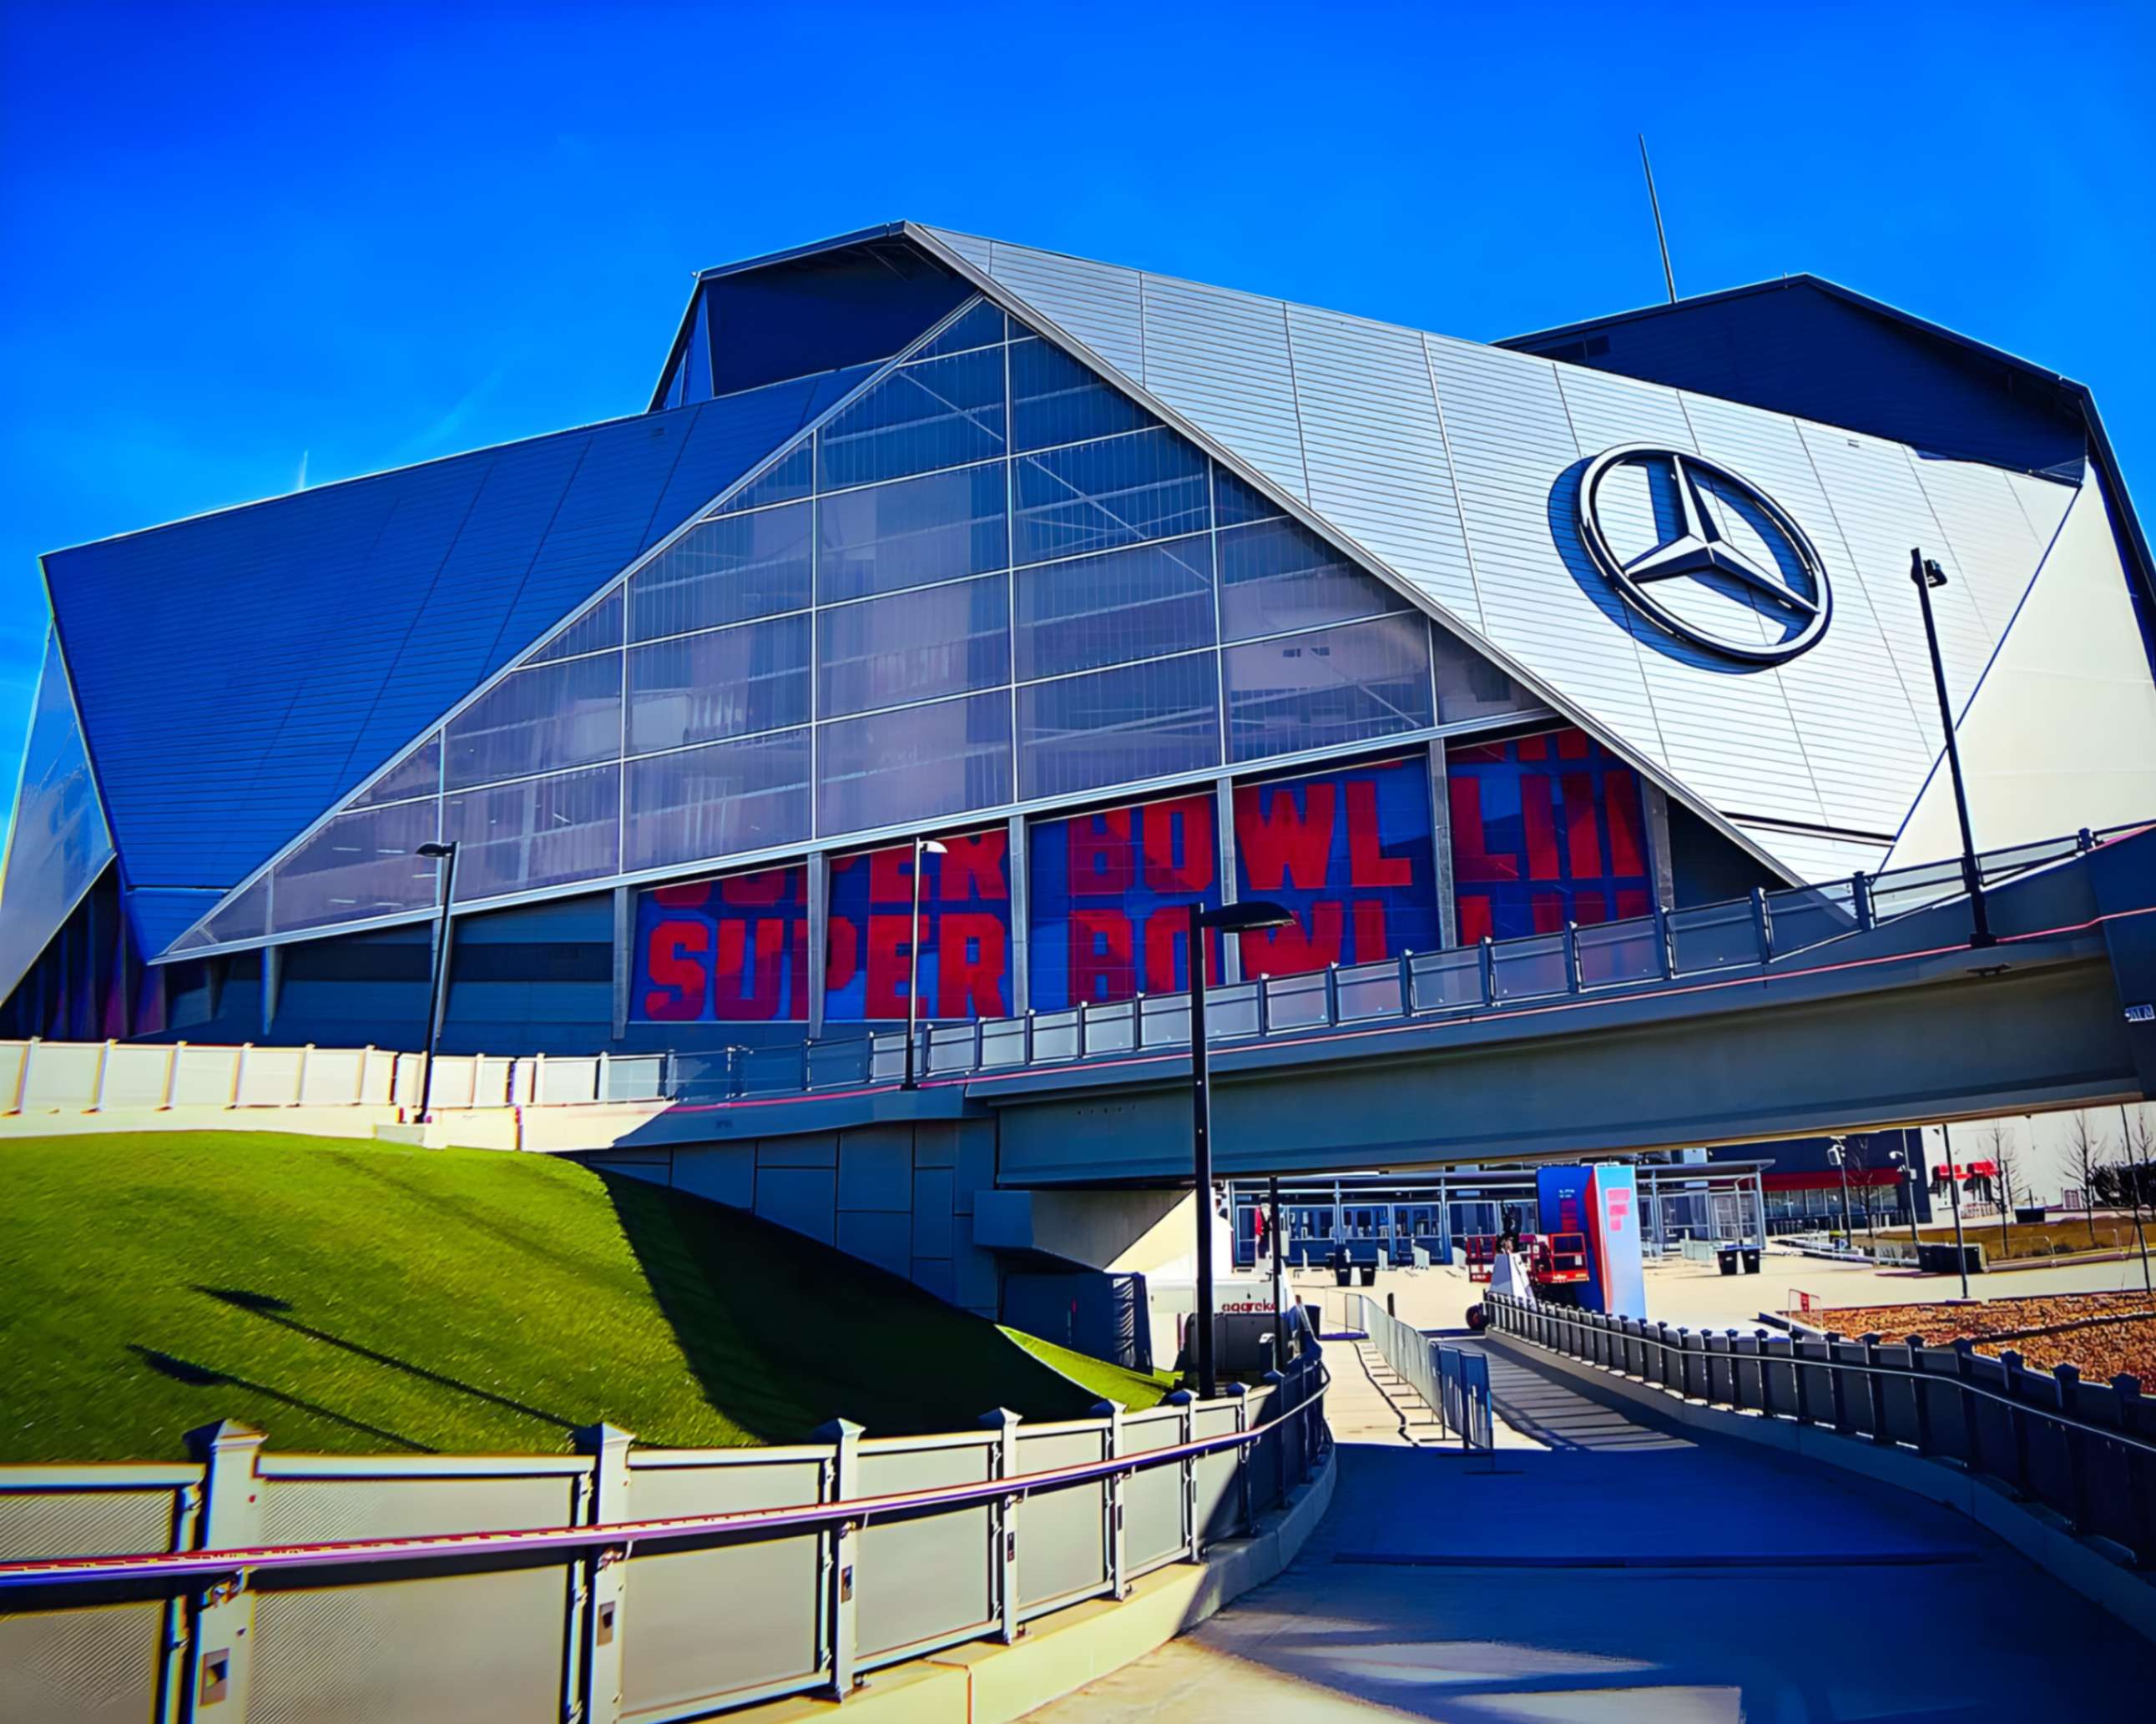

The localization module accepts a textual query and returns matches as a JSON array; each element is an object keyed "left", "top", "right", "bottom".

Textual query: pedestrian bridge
[{"left": 618, "top": 819, "right": 2156, "bottom": 1183}]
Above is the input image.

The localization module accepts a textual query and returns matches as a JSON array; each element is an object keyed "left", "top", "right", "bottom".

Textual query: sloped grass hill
[{"left": 0, "top": 1132, "right": 1164, "bottom": 1464}]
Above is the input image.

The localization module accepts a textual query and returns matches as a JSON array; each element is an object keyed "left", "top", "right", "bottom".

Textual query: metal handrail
[
  {"left": 0, "top": 1371, "right": 1330, "bottom": 1592},
  {"left": 684, "top": 819, "right": 2143, "bottom": 1105},
  {"left": 1488, "top": 1295, "right": 2156, "bottom": 1458}
]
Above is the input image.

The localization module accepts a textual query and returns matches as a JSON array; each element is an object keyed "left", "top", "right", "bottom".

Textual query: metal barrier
[
  {"left": 658, "top": 820, "right": 2135, "bottom": 1102},
  {"left": 1348, "top": 1293, "right": 1492, "bottom": 1450},
  {"left": 2, "top": 821, "right": 2135, "bottom": 1123},
  {"left": 0, "top": 1321, "right": 1330, "bottom": 1723},
  {"left": 1484, "top": 1291, "right": 2156, "bottom": 1568}
]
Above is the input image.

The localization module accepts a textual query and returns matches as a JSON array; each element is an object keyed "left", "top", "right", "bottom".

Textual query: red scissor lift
[{"left": 1463, "top": 1232, "right": 1592, "bottom": 1300}]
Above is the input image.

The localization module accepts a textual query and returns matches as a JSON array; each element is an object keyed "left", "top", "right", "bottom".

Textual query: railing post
[
  {"left": 1167, "top": 1389, "right": 1199, "bottom": 1560},
  {"left": 973, "top": 1016, "right": 987, "bottom": 1071},
  {"left": 2077, "top": 827, "right": 2096, "bottom": 854},
  {"left": 164, "top": 1040, "right": 185, "bottom": 1111},
  {"left": 1254, "top": 978, "right": 1270, "bottom": 1037},
  {"left": 815, "top": 1418, "right": 864, "bottom": 1698},
  {"left": 980, "top": 1408, "right": 1022, "bottom": 1644},
  {"left": 290, "top": 1043, "right": 311, "bottom": 1106},
  {"left": 596, "top": 1048, "right": 609, "bottom": 1102},
  {"left": 1023, "top": 1010, "right": 1036, "bottom": 1066},
  {"left": 230, "top": 1043, "right": 249, "bottom": 1109},
  {"left": 91, "top": 1037, "right": 114, "bottom": 1112},
  {"left": 1397, "top": 948, "right": 1414, "bottom": 1015},
  {"left": 2055, "top": 1364, "right": 2088, "bottom": 1531},
  {"left": 1751, "top": 887, "right": 1775, "bottom": 963},
  {"left": 2113, "top": 1374, "right": 2152, "bottom": 1566},
  {"left": 578, "top": 1422, "right": 634, "bottom": 1724},
  {"left": 1076, "top": 999, "right": 1088, "bottom": 1059},
  {"left": 1825, "top": 1333, "right": 1849, "bottom": 1431},
  {"left": 182, "top": 1419, "right": 266, "bottom": 1723},
  {"left": 2002, "top": 1349, "right": 2032, "bottom": 1495},
  {"left": 1224, "top": 1381, "right": 1253, "bottom": 1534},
  {"left": 1092, "top": 1399, "right": 1129, "bottom": 1598},
  {"left": 1725, "top": 1330, "right": 1744, "bottom": 1411},
  {"left": 1851, "top": 871, "right": 1874, "bottom": 931},
  {"left": 1954, "top": 1340, "right": 1985, "bottom": 1476},
  {"left": 1653, "top": 900, "right": 1675, "bottom": 976},
  {"left": 1477, "top": 936, "right": 1494, "bottom": 1006},
  {"left": 1862, "top": 1334, "right": 1891, "bottom": 1444},
  {"left": 1564, "top": 922, "right": 1583, "bottom": 993},
  {"left": 1909, "top": 1337, "right": 1934, "bottom": 1455},
  {"left": 1324, "top": 963, "right": 1340, "bottom": 1027}
]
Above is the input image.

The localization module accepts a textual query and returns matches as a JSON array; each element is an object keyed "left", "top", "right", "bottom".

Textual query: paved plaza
[{"left": 1030, "top": 1277, "right": 2156, "bottom": 1721}]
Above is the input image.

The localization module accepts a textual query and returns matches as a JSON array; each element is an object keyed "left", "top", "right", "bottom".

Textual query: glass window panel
[
  {"left": 625, "top": 728, "right": 812, "bottom": 873},
  {"left": 1217, "top": 516, "right": 1405, "bottom": 642},
  {"left": 1017, "top": 652, "right": 1220, "bottom": 800},
  {"left": 528, "top": 587, "right": 624, "bottom": 663},
  {"left": 351, "top": 734, "right": 440, "bottom": 808},
  {"left": 916, "top": 298, "right": 1006, "bottom": 358},
  {"left": 0, "top": 633, "right": 114, "bottom": 986},
  {"left": 631, "top": 503, "right": 812, "bottom": 641},
  {"left": 815, "top": 348, "right": 1006, "bottom": 491},
  {"left": 446, "top": 764, "right": 621, "bottom": 902},
  {"left": 202, "top": 876, "right": 270, "bottom": 945},
  {"left": 819, "top": 574, "right": 1010, "bottom": 719},
  {"left": 1224, "top": 612, "right": 1434, "bottom": 764},
  {"left": 815, "top": 464, "right": 1008, "bottom": 605},
  {"left": 713, "top": 441, "right": 813, "bottom": 514},
  {"left": 1013, "top": 428, "right": 1209, "bottom": 565},
  {"left": 1431, "top": 623, "right": 1539, "bottom": 725},
  {"left": 1010, "top": 336, "right": 1153, "bottom": 451},
  {"left": 817, "top": 689, "right": 1012, "bottom": 838},
  {"left": 443, "top": 654, "right": 621, "bottom": 791},
  {"left": 627, "top": 614, "right": 810, "bottom": 754},
  {"left": 1014, "top": 536, "right": 1215, "bottom": 680},
  {"left": 1214, "top": 466, "right": 1285, "bottom": 527},
  {"left": 270, "top": 801, "right": 441, "bottom": 934}
]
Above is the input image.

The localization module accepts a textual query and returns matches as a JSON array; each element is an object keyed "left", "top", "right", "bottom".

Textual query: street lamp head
[
  {"left": 417, "top": 841, "right": 456, "bottom": 859},
  {"left": 1198, "top": 899, "right": 1295, "bottom": 935},
  {"left": 919, "top": 839, "right": 948, "bottom": 855},
  {"left": 1909, "top": 548, "right": 1948, "bottom": 590}
]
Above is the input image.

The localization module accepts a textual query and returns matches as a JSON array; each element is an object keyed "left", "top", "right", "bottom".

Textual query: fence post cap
[
  {"left": 1219, "top": 1380, "right": 1250, "bottom": 1399},
  {"left": 2112, "top": 1374, "right": 2142, "bottom": 1398},
  {"left": 1952, "top": 1337, "right": 1976, "bottom": 1354},
  {"left": 2054, "top": 1363, "right": 2080, "bottom": 1385},
  {"left": 185, "top": 1419, "right": 265, "bottom": 1459},
  {"left": 2000, "top": 1349, "right": 2023, "bottom": 1369},
  {"left": 1260, "top": 1370, "right": 1285, "bottom": 1387},
  {"left": 814, "top": 1416, "right": 866, "bottom": 1444},
  {"left": 1088, "top": 1399, "right": 1121, "bottom": 1419},
  {"left": 1860, "top": 1332, "right": 1883, "bottom": 1345},
  {"left": 1164, "top": 1389, "right": 1196, "bottom": 1407},
  {"left": 977, "top": 1407, "right": 1022, "bottom": 1431},
  {"left": 1906, "top": 1333, "right": 1926, "bottom": 1348},
  {"left": 576, "top": 1421, "right": 635, "bottom": 1454}
]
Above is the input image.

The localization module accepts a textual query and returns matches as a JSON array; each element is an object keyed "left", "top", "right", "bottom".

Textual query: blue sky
[{"left": 3, "top": 1, "right": 2151, "bottom": 835}]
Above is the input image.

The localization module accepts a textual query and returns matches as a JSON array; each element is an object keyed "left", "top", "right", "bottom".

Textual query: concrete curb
[
  {"left": 1485, "top": 1331, "right": 2155, "bottom": 1642},
  {"left": 730, "top": 1444, "right": 1337, "bottom": 1724}
]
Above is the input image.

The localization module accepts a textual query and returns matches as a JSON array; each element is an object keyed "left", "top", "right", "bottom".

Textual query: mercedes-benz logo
[{"left": 1576, "top": 445, "right": 1832, "bottom": 664}]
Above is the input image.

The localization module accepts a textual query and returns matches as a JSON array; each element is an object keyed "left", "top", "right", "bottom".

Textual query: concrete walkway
[{"left": 1028, "top": 1335, "right": 2156, "bottom": 1721}]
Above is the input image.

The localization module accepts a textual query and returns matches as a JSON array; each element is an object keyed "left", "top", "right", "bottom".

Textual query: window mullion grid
[{"left": 1005, "top": 335, "right": 1019, "bottom": 808}]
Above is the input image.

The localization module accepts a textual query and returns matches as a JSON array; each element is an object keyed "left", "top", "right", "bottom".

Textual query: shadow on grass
[
  {"left": 130, "top": 1347, "right": 434, "bottom": 1452},
  {"left": 194, "top": 1286, "right": 578, "bottom": 1434},
  {"left": 598, "top": 1172, "right": 1098, "bottom": 1444}
]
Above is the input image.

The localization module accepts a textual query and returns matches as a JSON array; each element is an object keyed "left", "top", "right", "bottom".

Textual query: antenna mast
[{"left": 1638, "top": 134, "right": 1677, "bottom": 304}]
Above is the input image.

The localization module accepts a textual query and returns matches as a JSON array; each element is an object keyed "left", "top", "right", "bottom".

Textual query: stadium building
[{"left": 5, "top": 221, "right": 2153, "bottom": 1186}]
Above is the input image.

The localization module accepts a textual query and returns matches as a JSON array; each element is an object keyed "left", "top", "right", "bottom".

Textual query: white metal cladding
[{"left": 921, "top": 226, "right": 2105, "bottom": 878}]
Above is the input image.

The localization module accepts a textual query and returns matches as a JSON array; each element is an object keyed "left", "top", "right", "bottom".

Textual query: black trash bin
[
  {"left": 1358, "top": 1263, "right": 1378, "bottom": 1287},
  {"left": 1333, "top": 1262, "right": 1352, "bottom": 1286},
  {"left": 1741, "top": 1247, "right": 1761, "bottom": 1274},
  {"left": 1717, "top": 1246, "right": 1739, "bottom": 1276}
]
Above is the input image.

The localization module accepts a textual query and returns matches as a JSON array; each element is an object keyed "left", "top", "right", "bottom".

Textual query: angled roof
[
  {"left": 42, "top": 365, "right": 868, "bottom": 909},
  {"left": 898, "top": 224, "right": 2097, "bottom": 885}
]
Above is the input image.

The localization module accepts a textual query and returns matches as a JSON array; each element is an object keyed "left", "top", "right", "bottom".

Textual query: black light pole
[
  {"left": 900, "top": 837, "right": 948, "bottom": 1091},
  {"left": 2123, "top": 1103, "right": 2153, "bottom": 1300},
  {"left": 1828, "top": 1138, "right": 1851, "bottom": 1250},
  {"left": 1940, "top": 1122, "right": 1972, "bottom": 1300},
  {"left": 1268, "top": 1174, "right": 1285, "bottom": 1367},
  {"left": 1891, "top": 1149, "right": 1920, "bottom": 1252},
  {"left": 1909, "top": 551, "right": 1993, "bottom": 946},
  {"left": 414, "top": 840, "right": 458, "bottom": 1125},
  {"left": 1188, "top": 898, "right": 1294, "bottom": 1399}
]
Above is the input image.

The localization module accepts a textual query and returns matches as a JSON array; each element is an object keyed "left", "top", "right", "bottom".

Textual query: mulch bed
[{"left": 1805, "top": 1292, "right": 2156, "bottom": 1383}]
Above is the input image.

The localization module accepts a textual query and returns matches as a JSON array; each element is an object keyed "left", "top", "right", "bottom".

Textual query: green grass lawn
[
  {"left": 0, "top": 1132, "right": 1147, "bottom": 1464},
  {"left": 1002, "top": 1329, "right": 1175, "bottom": 1411}
]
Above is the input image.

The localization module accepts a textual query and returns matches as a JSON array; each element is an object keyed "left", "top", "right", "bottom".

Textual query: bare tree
[
  {"left": 1842, "top": 1133, "right": 1879, "bottom": 1243},
  {"left": 2062, "top": 1112, "right": 2108, "bottom": 1246},
  {"left": 2122, "top": 1106, "right": 2154, "bottom": 1298},
  {"left": 1983, "top": 1122, "right": 2018, "bottom": 1254}
]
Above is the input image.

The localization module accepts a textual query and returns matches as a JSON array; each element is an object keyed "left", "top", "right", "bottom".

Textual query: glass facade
[
  {"left": 1447, "top": 727, "right": 1652, "bottom": 942},
  {"left": 179, "top": 294, "right": 1546, "bottom": 974}
]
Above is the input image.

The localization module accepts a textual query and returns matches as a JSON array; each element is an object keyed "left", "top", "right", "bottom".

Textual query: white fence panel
[
  {"left": 173, "top": 1046, "right": 240, "bottom": 1107},
  {"left": 236, "top": 1046, "right": 302, "bottom": 1107},
  {"left": 539, "top": 1058, "right": 597, "bottom": 1106},
  {"left": 20, "top": 1042, "right": 100, "bottom": 1111},
  {"left": 0, "top": 1041, "right": 25, "bottom": 1108},
  {"left": 99, "top": 1045, "right": 173, "bottom": 1110},
  {"left": 359, "top": 1048, "right": 400, "bottom": 1105},
  {"left": 300, "top": 1047, "right": 364, "bottom": 1105}
]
